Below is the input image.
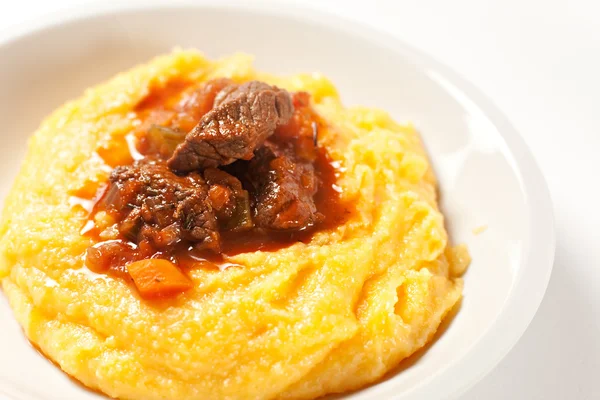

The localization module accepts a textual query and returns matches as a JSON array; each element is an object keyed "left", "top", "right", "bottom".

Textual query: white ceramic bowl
[{"left": 0, "top": 2, "right": 555, "bottom": 400}]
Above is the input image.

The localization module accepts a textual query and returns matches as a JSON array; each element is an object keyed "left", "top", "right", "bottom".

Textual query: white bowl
[{"left": 0, "top": 2, "right": 555, "bottom": 400}]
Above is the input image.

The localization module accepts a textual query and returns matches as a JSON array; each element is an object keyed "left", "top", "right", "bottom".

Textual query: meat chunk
[
  {"left": 167, "top": 81, "right": 294, "bottom": 172},
  {"left": 243, "top": 142, "right": 323, "bottom": 231},
  {"left": 102, "top": 160, "right": 220, "bottom": 252}
]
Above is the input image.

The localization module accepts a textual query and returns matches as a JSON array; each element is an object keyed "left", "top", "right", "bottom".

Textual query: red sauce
[
  {"left": 81, "top": 79, "right": 351, "bottom": 279},
  {"left": 134, "top": 79, "right": 192, "bottom": 112}
]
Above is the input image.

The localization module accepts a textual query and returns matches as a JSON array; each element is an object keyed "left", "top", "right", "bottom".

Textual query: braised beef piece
[
  {"left": 167, "top": 81, "right": 294, "bottom": 172},
  {"left": 103, "top": 160, "right": 220, "bottom": 252},
  {"left": 240, "top": 141, "right": 323, "bottom": 231}
]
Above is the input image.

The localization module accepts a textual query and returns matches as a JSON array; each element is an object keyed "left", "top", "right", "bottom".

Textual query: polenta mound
[{"left": 0, "top": 50, "right": 467, "bottom": 400}]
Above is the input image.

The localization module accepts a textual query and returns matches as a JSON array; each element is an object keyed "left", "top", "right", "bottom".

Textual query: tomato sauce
[{"left": 80, "top": 79, "right": 351, "bottom": 278}]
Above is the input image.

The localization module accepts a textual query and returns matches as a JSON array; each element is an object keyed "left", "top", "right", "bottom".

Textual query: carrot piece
[
  {"left": 127, "top": 259, "right": 192, "bottom": 299},
  {"left": 96, "top": 137, "right": 134, "bottom": 168}
]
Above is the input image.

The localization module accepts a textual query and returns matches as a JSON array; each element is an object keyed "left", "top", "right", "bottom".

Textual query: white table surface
[{"left": 1, "top": 0, "right": 598, "bottom": 399}]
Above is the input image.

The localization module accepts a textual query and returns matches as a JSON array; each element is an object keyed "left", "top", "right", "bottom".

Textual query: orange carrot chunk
[{"left": 127, "top": 259, "right": 192, "bottom": 299}]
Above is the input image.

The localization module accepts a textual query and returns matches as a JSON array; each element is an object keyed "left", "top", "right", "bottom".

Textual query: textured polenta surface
[{"left": 0, "top": 50, "right": 463, "bottom": 400}]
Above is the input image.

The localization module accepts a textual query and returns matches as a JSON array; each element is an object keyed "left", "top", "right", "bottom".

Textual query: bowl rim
[{"left": 0, "top": 1, "right": 556, "bottom": 399}]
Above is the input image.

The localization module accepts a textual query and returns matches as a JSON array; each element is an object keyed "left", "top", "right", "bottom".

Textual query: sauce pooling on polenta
[{"left": 79, "top": 79, "right": 351, "bottom": 298}]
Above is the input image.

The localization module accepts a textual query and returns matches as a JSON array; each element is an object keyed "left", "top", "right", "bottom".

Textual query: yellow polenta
[{"left": 0, "top": 50, "right": 466, "bottom": 400}]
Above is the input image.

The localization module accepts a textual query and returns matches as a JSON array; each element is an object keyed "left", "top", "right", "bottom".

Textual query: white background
[{"left": 0, "top": 0, "right": 598, "bottom": 399}]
